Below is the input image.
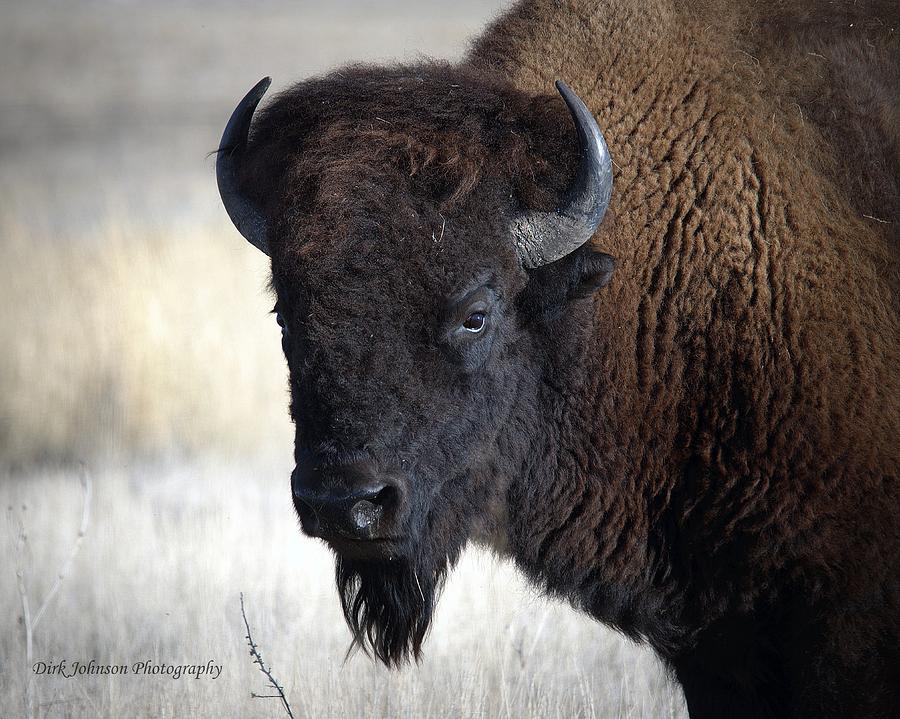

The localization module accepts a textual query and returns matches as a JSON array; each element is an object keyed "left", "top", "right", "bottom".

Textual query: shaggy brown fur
[{"left": 232, "top": 1, "right": 899, "bottom": 717}]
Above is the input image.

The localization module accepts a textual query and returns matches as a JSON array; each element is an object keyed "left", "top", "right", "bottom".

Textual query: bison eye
[
  {"left": 462, "top": 312, "right": 486, "bottom": 333},
  {"left": 275, "top": 311, "right": 288, "bottom": 337}
]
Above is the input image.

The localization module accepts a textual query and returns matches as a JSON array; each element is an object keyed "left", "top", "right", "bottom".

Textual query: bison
[{"left": 215, "top": 0, "right": 900, "bottom": 716}]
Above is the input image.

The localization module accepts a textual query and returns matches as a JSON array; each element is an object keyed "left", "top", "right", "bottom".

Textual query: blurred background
[{"left": 0, "top": 1, "right": 686, "bottom": 716}]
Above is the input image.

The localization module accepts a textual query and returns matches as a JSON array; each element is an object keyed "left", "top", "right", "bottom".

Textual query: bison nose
[{"left": 291, "top": 462, "right": 400, "bottom": 541}]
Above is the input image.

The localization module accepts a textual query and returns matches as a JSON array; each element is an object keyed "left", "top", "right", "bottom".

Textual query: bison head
[{"left": 216, "top": 65, "right": 614, "bottom": 665}]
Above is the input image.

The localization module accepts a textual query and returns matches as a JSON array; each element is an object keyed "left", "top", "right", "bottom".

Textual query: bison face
[
  {"left": 275, "top": 195, "right": 531, "bottom": 556},
  {"left": 278, "top": 220, "right": 522, "bottom": 560},
  {"left": 217, "top": 67, "right": 613, "bottom": 665},
  {"left": 271, "top": 195, "right": 539, "bottom": 666}
]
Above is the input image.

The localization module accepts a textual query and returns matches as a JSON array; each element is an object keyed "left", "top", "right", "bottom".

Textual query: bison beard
[
  {"left": 335, "top": 551, "right": 453, "bottom": 667},
  {"left": 334, "top": 463, "right": 485, "bottom": 665}
]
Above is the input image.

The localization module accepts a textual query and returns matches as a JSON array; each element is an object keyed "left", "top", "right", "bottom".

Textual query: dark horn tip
[
  {"left": 253, "top": 76, "right": 273, "bottom": 97},
  {"left": 553, "top": 80, "right": 581, "bottom": 113},
  {"left": 510, "top": 79, "right": 613, "bottom": 269},
  {"left": 217, "top": 77, "right": 273, "bottom": 154},
  {"left": 217, "top": 77, "right": 273, "bottom": 255},
  {"left": 553, "top": 77, "right": 613, "bottom": 212}
]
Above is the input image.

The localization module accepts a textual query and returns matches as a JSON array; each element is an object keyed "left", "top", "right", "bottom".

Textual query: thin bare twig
[
  {"left": 240, "top": 592, "right": 295, "bottom": 719},
  {"left": 14, "top": 466, "right": 92, "bottom": 719},
  {"left": 33, "top": 466, "right": 92, "bottom": 629},
  {"left": 14, "top": 513, "right": 35, "bottom": 719}
]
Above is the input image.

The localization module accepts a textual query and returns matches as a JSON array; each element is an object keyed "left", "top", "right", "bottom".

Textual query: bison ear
[
  {"left": 571, "top": 249, "right": 615, "bottom": 298},
  {"left": 517, "top": 246, "right": 615, "bottom": 322}
]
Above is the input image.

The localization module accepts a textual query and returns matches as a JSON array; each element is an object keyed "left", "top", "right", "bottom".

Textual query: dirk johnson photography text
[{"left": 33, "top": 660, "right": 223, "bottom": 680}]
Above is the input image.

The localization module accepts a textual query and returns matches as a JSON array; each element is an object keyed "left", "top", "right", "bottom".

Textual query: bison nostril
[
  {"left": 372, "top": 484, "right": 397, "bottom": 506},
  {"left": 292, "top": 460, "right": 403, "bottom": 541},
  {"left": 350, "top": 484, "right": 398, "bottom": 534},
  {"left": 350, "top": 499, "right": 382, "bottom": 531}
]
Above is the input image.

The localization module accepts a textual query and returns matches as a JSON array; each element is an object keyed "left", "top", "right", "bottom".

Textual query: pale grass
[
  {"left": 1, "top": 459, "right": 687, "bottom": 719},
  {"left": 0, "top": 206, "right": 291, "bottom": 463}
]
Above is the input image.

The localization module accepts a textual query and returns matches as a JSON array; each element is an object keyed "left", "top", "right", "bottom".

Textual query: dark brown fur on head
[{"left": 240, "top": 62, "right": 578, "bottom": 245}]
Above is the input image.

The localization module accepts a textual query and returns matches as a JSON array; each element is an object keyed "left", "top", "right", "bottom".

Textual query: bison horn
[
  {"left": 512, "top": 80, "right": 613, "bottom": 268},
  {"left": 217, "top": 77, "right": 272, "bottom": 255}
]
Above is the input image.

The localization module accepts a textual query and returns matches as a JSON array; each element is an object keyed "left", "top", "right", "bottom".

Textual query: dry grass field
[
  {"left": 0, "top": 1, "right": 687, "bottom": 716},
  {"left": 1, "top": 458, "right": 685, "bottom": 718}
]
